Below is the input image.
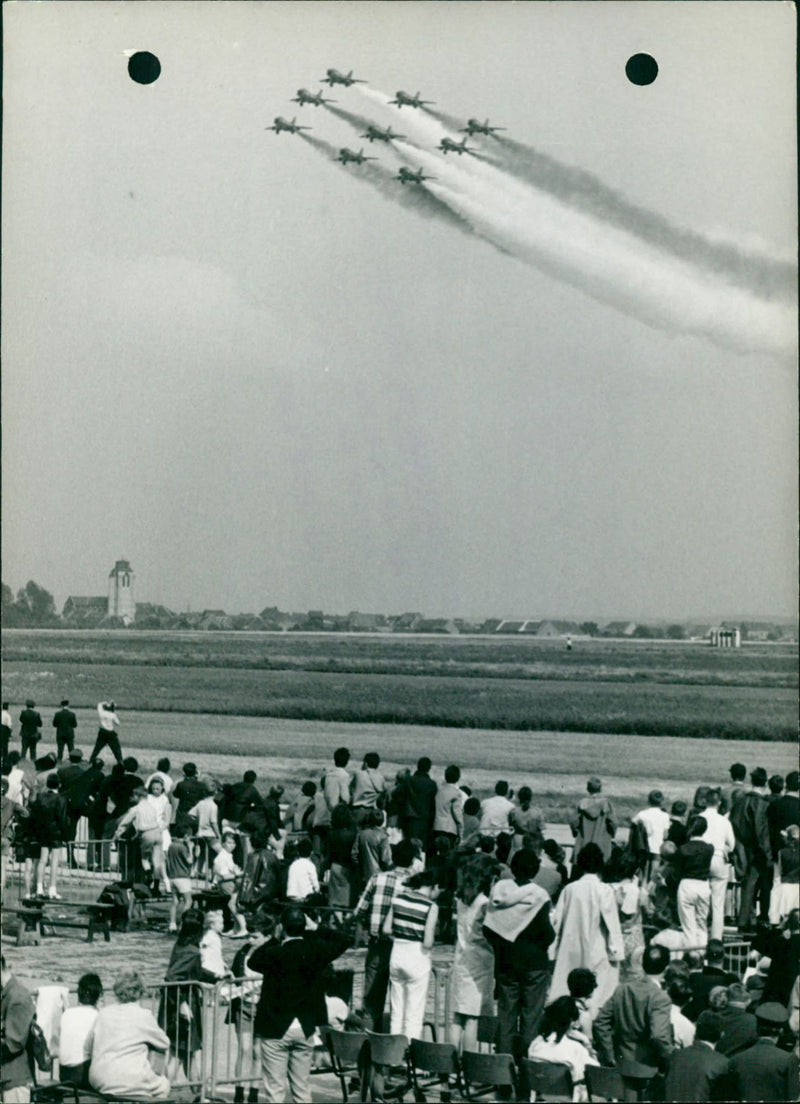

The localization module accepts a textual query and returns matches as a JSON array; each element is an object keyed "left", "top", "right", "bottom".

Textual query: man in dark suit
[
  {"left": 52, "top": 699, "right": 78, "bottom": 761},
  {"left": 716, "top": 983, "right": 758, "bottom": 1057},
  {"left": 664, "top": 1011, "right": 729, "bottom": 1102},
  {"left": 19, "top": 699, "right": 42, "bottom": 759},
  {"left": 683, "top": 940, "right": 738, "bottom": 1021},
  {"left": 248, "top": 905, "right": 352, "bottom": 1103},
  {"left": 766, "top": 769, "right": 800, "bottom": 859},
  {"left": 728, "top": 1002, "right": 800, "bottom": 1102},
  {"left": 405, "top": 756, "right": 437, "bottom": 853},
  {"left": 731, "top": 768, "right": 772, "bottom": 931},
  {"left": 594, "top": 944, "right": 674, "bottom": 1102}
]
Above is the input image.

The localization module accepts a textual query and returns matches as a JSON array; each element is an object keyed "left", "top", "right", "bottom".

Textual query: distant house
[
  {"left": 347, "top": 612, "right": 388, "bottom": 631},
  {"left": 133, "top": 602, "right": 176, "bottom": 629},
  {"left": 600, "top": 621, "right": 638, "bottom": 637},
  {"left": 536, "top": 620, "right": 580, "bottom": 637},
  {"left": 62, "top": 596, "right": 108, "bottom": 628},
  {"left": 415, "top": 618, "right": 458, "bottom": 634},
  {"left": 495, "top": 620, "right": 525, "bottom": 634},
  {"left": 520, "top": 620, "right": 543, "bottom": 634},
  {"left": 391, "top": 612, "right": 424, "bottom": 632}
]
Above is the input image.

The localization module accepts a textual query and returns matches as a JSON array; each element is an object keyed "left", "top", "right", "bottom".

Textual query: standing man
[
  {"left": 432, "top": 764, "right": 464, "bottom": 848},
  {"left": 248, "top": 906, "right": 352, "bottom": 1103},
  {"left": 593, "top": 944, "right": 674, "bottom": 1102},
  {"left": 52, "top": 699, "right": 78, "bottom": 761},
  {"left": 405, "top": 757, "right": 437, "bottom": 853},
  {"left": 18, "top": 701, "right": 41, "bottom": 760},
  {"left": 89, "top": 701, "right": 123, "bottom": 766},
  {"left": 1, "top": 954, "right": 35, "bottom": 1102},
  {"left": 571, "top": 777, "right": 616, "bottom": 865},
  {"left": 663, "top": 1011, "right": 729, "bottom": 1102},
  {"left": 350, "top": 752, "right": 387, "bottom": 828},
  {"left": 728, "top": 1002, "right": 800, "bottom": 1102},
  {"left": 1, "top": 702, "right": 11, "bottom": 764},
  {"left": 700, "top": 789, "right": 736, "bottom": 941},
  {"left": 766, "top": 769, "right": 800, "bottom": 861},
  {"left": 352, "top": 839, "right": 416, "bottom": 1030},
  {"left": 731, "top": 767, "right": 772, "bottom": 932},
  {"left": 483, "top": 851, "right": 555, "bottom": 1071},
  {"left": 632, "top": 791, "right": 672, "bottom": 880}
]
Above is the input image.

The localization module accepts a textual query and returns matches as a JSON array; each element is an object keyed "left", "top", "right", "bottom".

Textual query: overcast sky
[{"left": 2, "top": 1, "right": 797, "bottom": 621}]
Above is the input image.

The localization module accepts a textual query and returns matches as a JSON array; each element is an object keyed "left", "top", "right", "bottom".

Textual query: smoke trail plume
[
  {"left": 324, "top": 105, "right": 378, "bottom": 133},
  {"left": 352, "top": 85, "right": 795, "bottom": 356},
  {"left": 425, "top": 107, "right": 469, "bottom": 132},
  {"left": 488, "top": 137, "right": 795, "bottom": 299},
  {"left": 299, "top": 134, "right": 476, "bottom": 235}
]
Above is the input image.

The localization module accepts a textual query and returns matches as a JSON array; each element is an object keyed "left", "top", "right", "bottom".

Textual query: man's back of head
[
  {"left": 643, "top": 944, "right": 670, "bottom": 978},
  {"left": 730, "top": 762, "right": 746, "bottom": 783},
  {"left": 416, "top": 756, "right": 431, "bottom": 775},
  {"left": 183, "top": 762, "right": 197, "bottom": 778},
  {"left": 510, "top": 849, "right": 540, "bottom": 883},
  {"left": 784, "top": 770, "right": 799, "bottom": 794},
  {"left": 695, "top": 1011, "right": 724, "bottom": 1045},
  {"left": 281, "top": 905, "right": 307, "bottom": 939},
  {"left": 705, "top": 938, "right": 725, "bottom": 965},
  {"left": 364, "top": 752, "right": 380, "bottom": 769},
  {"left": 768, "top": 774, "right": 784, "bottom": 796},
  {"left": 494, "top": 780, "right": 509, "bottom": 797},
  {"left": 751, "top": 767, "right": 767, "bottom": 788},
  {"left": 333, "top": 746, "right": 350, "bottom": 768},
  {"left": 444, "top": 764, "right": 460, "bottom": 784},
  {"left": 391, "top": 839, "right": 416, "bottom": 869},
  {"left": 726, "top": 982, "right": 750, "bottom": 1008}
]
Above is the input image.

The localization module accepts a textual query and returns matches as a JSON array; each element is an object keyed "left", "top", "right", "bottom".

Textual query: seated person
[
  {"left": 528, "top": 995, "right": 599, "bottom": 1100},
  {"left": 59, "top": 972, "right": 103, "bottom": 1088}
]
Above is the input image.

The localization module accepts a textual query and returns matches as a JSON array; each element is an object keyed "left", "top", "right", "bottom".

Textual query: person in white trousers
[
  {"left": 701, "top": 789, "right": 736, "bottom": 940},
  {"left": 384, "top": 870, "right": 440, "bottom": 1040},
  {"left": 676, "top": 817, "right": 714, "bottom": 947}
]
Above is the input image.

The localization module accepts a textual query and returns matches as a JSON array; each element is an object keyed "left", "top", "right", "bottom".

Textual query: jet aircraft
[
  {"left": 389, "top": 90, "right": 434, "bottom": 109},
  {"left": 438, "top": 137, "right": 475, "bottom": 156},
  {"left": 396, "top": 167, "right": 434, "bottom": 185},
  {"left": 336, "top": 147, "right": 377, "bottom": 165},
  {"left": 321, "top": 69, "right": 365, "bottom": 87},
  {"left": 266, "top": 117, "right": 310, "bottom": 134},
  {"left": 292, "top": 89, "right": 335, "bottom": 107},
  {"left": 462, "top": 118, "right": 506, "bottom": 136},
  {"left": 361, "top": 125, "right": 405, "bottom": 143}
]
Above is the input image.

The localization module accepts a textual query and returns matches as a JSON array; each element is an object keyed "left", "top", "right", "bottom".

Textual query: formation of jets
[
  {"left": 267, "top": 72, "right": 508, "bottom": 188},
  {"left": 389, "top": 90, "right": 434, "bottom": 109},
  {"left": 439, "top": 136, "right": 475, "bottom": 156},
  {"left": 292, "top": 89, "right": 335, "bottom": 107},
  {"left": 265, "top": 116, "right": 310, "bottom": 134},
  {"left": 336, "top": 147, "right": 377, "bottom": 165},
  {"left": 321, "top": 69, "right": 365, "bottom": 87}
]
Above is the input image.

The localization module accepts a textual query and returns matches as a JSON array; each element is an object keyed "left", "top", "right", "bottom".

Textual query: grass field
[{"left": 2, "top": 630, "right": 797, "bottom": 740}]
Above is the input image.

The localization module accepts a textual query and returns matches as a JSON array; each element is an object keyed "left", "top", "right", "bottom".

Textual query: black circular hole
[
  {"left": 128, "top": 51, "right": 161, "bottom": 85},
  {"left": 626, "top": 53, "right": 658, "bottom": 86}
]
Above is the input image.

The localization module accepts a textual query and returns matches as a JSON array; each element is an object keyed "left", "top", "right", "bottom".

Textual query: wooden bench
[{"left": 21, "top": 897, "right": 115, "bottom": 942}]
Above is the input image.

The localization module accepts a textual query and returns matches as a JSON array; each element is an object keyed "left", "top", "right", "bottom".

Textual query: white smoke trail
[{"left": 356, "top": 86, "right": 795, "bottom": 357}]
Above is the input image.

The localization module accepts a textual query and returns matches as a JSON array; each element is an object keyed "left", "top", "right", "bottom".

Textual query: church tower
[{"left": 108, "top": 559, "right": 136, "bottom": 624}]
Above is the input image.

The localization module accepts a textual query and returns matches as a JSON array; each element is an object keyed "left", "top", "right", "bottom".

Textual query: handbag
[{"left": 27, "top": 1016, "right": 53, "bottom": 1074}]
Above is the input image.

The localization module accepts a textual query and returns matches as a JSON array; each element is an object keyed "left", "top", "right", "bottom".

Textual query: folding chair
[
  {"left": 407, "top": 1038, "right": 465, "bottom": 1102},
  {"left": 521, "top": 1058, "right": 574, "bottom": 1102},
  {"left": 460, "top": 1050, "right": 518, "bottom": 1101},
  {"left": 31, "top": 1088, "right": 107, "bottom": 1104},
  {"left": 363, "top": 1030, "right": 411, "bottom": 1102},
  {"left": 585, "top": 1064, "right": 626, "bottom": 1102},
  {"left": 324, "top": 1027, "right": 368, "bottom": 1103}
]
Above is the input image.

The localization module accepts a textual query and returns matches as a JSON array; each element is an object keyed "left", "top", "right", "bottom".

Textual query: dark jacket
[
  {"left": 730, "top": 791, "right": 771, "bottom": 863},
  {"left": 52, "top": 708, "right": 78, "bottom": 739},
  {"left": 1, "top": 975, "right": 35, "bottom": 1089},
  {"left": 593, "top": 976, "right": 673, "bottom": 1078},
  {"left": 19, "top": 709, "right": 42, "bottom": 738},
  {"left": 766, "top": 792, "right": 800, "bottom": 858},
  {"left": 728, "top": 1038, "right": 800, "bottom": 1102},
  {"left": 664, "top": 1042, "right": 729, "bottom": 1102},
  {"left": 716, "top": 1007, "right": 758, "bottom": 1057},
  {"left": 684, "top": 966, "right": 738, "bottom": 1022},
  {"left": 249, "top": 929, "right": 351, "bottom": 1039},
  {"left": 483, "top": 901, "right": 555, "bottom": 974},
  {"left": 406, "top": 772, "right": 437, "bottom": 828}
]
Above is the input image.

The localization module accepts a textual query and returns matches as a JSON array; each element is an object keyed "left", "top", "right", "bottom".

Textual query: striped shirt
[{"left": 391, "top": 887, "right": 434, "bottom": 942}]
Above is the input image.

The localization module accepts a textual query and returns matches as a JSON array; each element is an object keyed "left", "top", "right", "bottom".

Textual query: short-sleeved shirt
[{"left": 391, "top": 886, "right": 434, "bottom": 942}]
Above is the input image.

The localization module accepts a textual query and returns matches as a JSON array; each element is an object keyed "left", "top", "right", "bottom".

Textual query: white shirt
[
  {"left": 670, "top": 1005, "right": 696, "bottom": 1048},
  {"left": 1, "top": 709, "right": 11, "bottom": 729},
  {"left": 147, "top": 792, "right": 171, "bottom": 831},
  {"left": 286, "top": 856, "right": 320, "bottom": 900},
  {"left": 213, "top": 849, "right": 241, "bottom": 882},
  {"left": 6, "top": 766, "right": 25, "bottom": 804},
  {"left": 200, "top": 930, "right": 227, "bottom": 977},
  {"left": 97, "top": 703, "right": 120, "bottom": 731},
  {"left": 528, "top": 1032, "right": 599, "bottom": 1084},
  {"left": 59, "top": 1004, "right": 98, "bottom": 1066},
  {"left": 479, "top": 794, "right": 515, "bottom": 837},
  {"left": 701, "top": 807, "right": 736, "bottom": 860},
  {"left": 633, "top": 807, "right": 671, "bottom": 855}
]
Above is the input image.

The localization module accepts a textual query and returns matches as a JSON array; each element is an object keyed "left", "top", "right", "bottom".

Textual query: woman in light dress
[
  {"left": 89, "top": 971, "right": 170, "bottom": 1100},
  {"left": 448, "top": 853, "right": 499, "bottom": 1052}
]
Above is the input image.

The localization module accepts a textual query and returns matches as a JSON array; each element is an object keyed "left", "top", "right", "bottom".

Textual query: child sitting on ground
[{"left": 58, "top": 972, "right": 103, "bottom": 1088}]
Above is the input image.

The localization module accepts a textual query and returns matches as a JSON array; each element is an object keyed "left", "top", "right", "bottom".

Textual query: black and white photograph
[{"left": 1, "top": 3, "right": 798, "bottom": 1102}]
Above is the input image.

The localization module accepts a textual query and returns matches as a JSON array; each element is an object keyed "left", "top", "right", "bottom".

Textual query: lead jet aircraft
[
  {"left": 321, "top": 69, "right": 366, "bottom": 87},
  {"left": 438, "top": 137, "right": 475, "bottom": 155},
  {"left": 361, "top": 125, "right": 405, "bottom": 143},
  {"left": 461, "top": 117, "right": 506, "bottom": 136},
  {"left": 389, "top": 90, "right": 434, "bottom": 109},
  {"left": 266, "top": 116, "right": 310, "bottom": 134},
  {"left": 396, "top": 167, "right": 435, "bottom": 185},
  {"left": 336, "top": 147, "right": 377, "bottom": 164},
  {"left": 292, "top": 89, "right": 335, "bottom": 107}
]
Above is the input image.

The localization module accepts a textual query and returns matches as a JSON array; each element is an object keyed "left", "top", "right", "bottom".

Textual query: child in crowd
[
  {"left": 166, "top": 823, "right": 195, "bottom": 932},
  {"left": 200, "top": 910, "right": 232, "bottom": 979},
  {"left": 286, "top": 837, "right": 320, "bottom": 901},
  {"left": 213, "top": 831, "right": 248, "bottom": 937},
  {"left": 59, "top": 972, "right": 103, "bottom": 1088},
  {"left": 189, "top": 779, "right": 222, "bottom": 878}
]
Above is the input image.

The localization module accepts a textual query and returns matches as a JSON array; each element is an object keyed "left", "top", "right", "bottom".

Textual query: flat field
[{"left": 2, "top": 629, "right": 797, "bottom": 740}]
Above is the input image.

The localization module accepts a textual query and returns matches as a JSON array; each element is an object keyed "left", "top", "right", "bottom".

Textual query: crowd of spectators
[{"left": 1, "top": 710, "right": 799, "bottom": 1102}]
